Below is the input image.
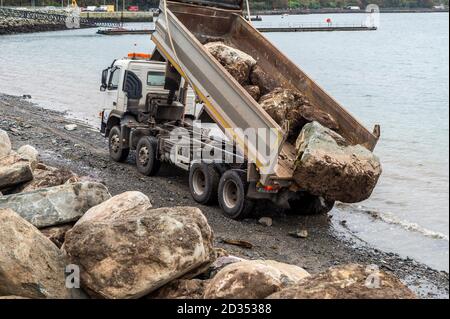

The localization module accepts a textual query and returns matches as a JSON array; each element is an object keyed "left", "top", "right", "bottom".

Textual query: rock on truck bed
[{"left": 205, "top": 42, "right": 381, "bottom": 203}]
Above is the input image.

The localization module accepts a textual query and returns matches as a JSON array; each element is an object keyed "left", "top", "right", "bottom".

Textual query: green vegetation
[{"left": 1, "top": 0, "right": 447, "bottom": 10}]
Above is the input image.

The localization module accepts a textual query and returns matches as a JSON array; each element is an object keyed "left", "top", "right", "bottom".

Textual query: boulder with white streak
[
  {"left": 203, "top": 260, "right": 310, "bottom": 299},
  {"left": 64, "top": 192, "right": 216, "bottom": 299}
]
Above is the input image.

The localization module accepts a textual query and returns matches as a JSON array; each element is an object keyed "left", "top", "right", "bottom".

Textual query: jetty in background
[{"left": 97, "top": 23, "right": 376, "bottom": 35}]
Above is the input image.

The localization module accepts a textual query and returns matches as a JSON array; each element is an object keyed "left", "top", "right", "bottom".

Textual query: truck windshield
[{"left": 147, "top": 72, "right": 166, "bottom": 87}]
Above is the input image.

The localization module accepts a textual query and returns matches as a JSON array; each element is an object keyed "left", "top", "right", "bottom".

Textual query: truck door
[{"left": 102, "top": 66, "right": 123, "bottom": 112}]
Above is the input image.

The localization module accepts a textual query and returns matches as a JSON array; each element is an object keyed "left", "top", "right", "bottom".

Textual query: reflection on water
[{"left": 0, "top": 14, "right": 448, "bottom": 270}]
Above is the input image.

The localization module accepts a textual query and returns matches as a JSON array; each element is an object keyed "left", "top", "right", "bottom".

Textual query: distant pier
[
  {"left": 257, "top": 25, "right": 377, "bottom": 32},
  {"left": 97, "top": 24, "right": 376, "bottom": 36}
]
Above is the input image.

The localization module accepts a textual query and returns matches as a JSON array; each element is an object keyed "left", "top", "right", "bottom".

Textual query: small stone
[
  {"left": 258, "top": 217, "right": 273, "bottom": 227},
  {"left": 64, "top": 124, "right": 78, "bottom": 131},
  {"left": 289, "top": 229, "right": 308, "bottom": 239}
]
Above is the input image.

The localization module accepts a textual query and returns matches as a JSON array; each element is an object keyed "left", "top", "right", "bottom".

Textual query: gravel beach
[{"left": 1, "top": 93, "right": 448, "bottom": 299}]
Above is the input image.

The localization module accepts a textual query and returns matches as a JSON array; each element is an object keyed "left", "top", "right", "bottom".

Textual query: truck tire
[
  {"left": 189, "top": 163, "right": 220, "bottom": 205},
  {"left": 218, "top": 170, "right": 254, "bottom": 220},
  {"left": 136, "top": 136, "right": 161, "bottom": 176},
  {"left": 289, "top": 193, "right": 335, "bottom": 215},
  {"left": 109, "top": 126, "right": 129, "bottom": 162}
]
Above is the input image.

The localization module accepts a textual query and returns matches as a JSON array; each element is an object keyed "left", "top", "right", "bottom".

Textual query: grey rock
[{"left": 0, "top": 182, "right": 111, "bottom": 228}]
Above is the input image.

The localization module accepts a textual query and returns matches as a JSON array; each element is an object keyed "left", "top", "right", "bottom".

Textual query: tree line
[{"left": 1, "top": 0, "right": 447, "bottom": 9}]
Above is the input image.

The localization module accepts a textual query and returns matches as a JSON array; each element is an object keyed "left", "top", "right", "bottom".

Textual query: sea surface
[{"left": 0, "top": 12, "right": 448, "bottom": 271}]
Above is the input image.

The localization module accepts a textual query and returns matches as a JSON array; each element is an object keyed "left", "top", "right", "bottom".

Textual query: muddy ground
[{"left": 1, "top": 93, "right": 448, "bottom": 299}]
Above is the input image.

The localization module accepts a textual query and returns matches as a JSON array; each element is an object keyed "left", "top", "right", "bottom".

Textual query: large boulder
[
  {"left": 293, "top": 122, "right": 382, "bottom": 203},
  {"left": 0, "top": 154, "right": 33, "bottom": 190},
  {"left": 18, "top": 163, "right": 79, "bottom": 193},
  {"left": 148, "top": 279, "right": 209, "bottom": 299},
  {"left": 0, "top": 208, "right": 74, "bottom": 299},
  {"left": 0, "top": 129, "right": 11, "bottom": 159},
  {"left": 63, "top": 192, "right": 216, "bottom": 299},
  {"left": 17, "top": 145, "right": 39, "bottom": 168},
  {"left": 259, "top": 88, "right": 339, "bottom": 141},
  {"left": 205, "top": 42, "right": 257, "bottom": 85},
  {"left": 243, "top": 85, "right": 261, "bottom": 101},
  {"left": 250, "top": 65, "right": 279, "bottom": 95},
  {"left": 203, "top": 260, "right": 310, "bottom": 299},
  {"left": 0, "top": 182, "right": 111, "bottom": 228},
  {"left": 267, "top": 264, "right": 416, "bottom": 299}
]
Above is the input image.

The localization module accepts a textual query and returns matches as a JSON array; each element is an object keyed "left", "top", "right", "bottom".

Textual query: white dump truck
[{"left": 100, "top": 0, "right": 380, "bottom": 219}]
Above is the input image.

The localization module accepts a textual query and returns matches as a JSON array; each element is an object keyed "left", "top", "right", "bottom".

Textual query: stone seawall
[
  {"left": 80, "top": 11, "right": 154, "bottom": 23},
  {"left": 0, "top": 17, "right": 68, "bottom": 35}
]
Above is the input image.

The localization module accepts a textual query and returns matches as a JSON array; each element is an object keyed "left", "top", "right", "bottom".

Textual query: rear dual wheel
[
  {"left": 136, "top": 136, "right": 161, "bottom": 176},
  {"left": 189, "top": 163, "right": 220, "bottom": 205},
  {"left": 218, "top": 170, "right": 255, "bottom": 220}
]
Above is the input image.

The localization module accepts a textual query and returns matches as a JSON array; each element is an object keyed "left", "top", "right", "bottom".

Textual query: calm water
[{"left": 0, "top": 13, "right": 448, "bottom": 270}]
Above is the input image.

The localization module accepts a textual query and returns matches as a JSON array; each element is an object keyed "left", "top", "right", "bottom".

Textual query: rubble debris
[
  {"left": 267, "top": 264, "right": 417, "bottom": 299},
  {"left": 0, "top": 182, "right": 111, "bottom": 228},
  {"left": 0, "top": 208, "right": 77, "bottom": 299},
  {"left": 63, "top": 192, "right": 215, "bottom": 299},
  {"left": 203, "top": 260, "right": 310, "bottom": 299},
  {"left": 293, "top": 122, "right": 382, "bottom": 203}
]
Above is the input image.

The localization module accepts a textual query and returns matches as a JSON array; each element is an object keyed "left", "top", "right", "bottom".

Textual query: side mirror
[{"left": 100, "top": 68, "right": 109, "bottom": 91}]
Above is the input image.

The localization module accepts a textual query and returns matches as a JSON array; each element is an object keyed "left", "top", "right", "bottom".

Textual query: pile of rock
[
  {"left": 0, "top": 129, "right": 411, "bottom": 299},
  {"left": 0, "top": 191, "right": 416, "bottom": 299},
  {"left": 205, "top": 42, "right": 382, "bottom": 203},
  {"left": 0, "top": 17, "right": 66, "bottom": 35}
]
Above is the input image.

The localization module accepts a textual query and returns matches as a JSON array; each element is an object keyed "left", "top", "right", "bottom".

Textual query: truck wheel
[
  {"left": 289, "top": 193, "right": 335, "bottom": 215},
  {"left": 136, "top": 136, "right": 161, "bottom": 176},
  {"left": 109, "top": 126, "right": 129, "bottom": 162},
  {"left": 189, "top": 163, "right": 220, "bottom": 205},
  {"left": 218, "top": 170, "right": 254, "bottom": 220}
]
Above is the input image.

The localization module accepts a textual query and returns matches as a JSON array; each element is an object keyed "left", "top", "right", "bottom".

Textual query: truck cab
[{"left": 100, "top": 54, "right": 199, "bottom": 135}]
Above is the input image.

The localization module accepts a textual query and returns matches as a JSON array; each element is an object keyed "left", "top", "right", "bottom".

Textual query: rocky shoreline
[
  {"left": 0, "top": 17, "right": 69, "bottom": 35},
  {"left": 0, "top": 93, "right": 448, "bottom": 299}
]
